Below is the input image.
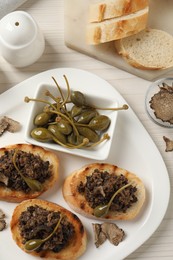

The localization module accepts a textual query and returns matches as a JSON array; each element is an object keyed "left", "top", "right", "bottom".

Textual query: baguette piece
[
  {"left": 87, "top": 7, "right": 149, "bottom": 44},
  {"left": 10, "top": 199, "right": 87, "bottom": 260},
  {"left": 63, "top": 163, "right": 145, "bottom": 220},
  {"left": 89, "top": 0, "right": 149, "bottom": 22},
  {"left": 115, "top": 28, "right": 173, "bottom": 70},
  {"left": 0, "top": 143, "right": 59, "bottom": 202}
]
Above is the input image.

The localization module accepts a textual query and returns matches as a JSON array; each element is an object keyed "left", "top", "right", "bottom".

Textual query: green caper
[
  {"left": 77, "top": 109, "right": 98, "bottom": 124},
  {"left": 31, "top": 127, "right": 53, "bottom": 142},
  {"left": 23, "top": 178, "right": 43, "bottom": 192},
  {"left": 67, "top": 133, "right": 76, "bottom": 145},
  {"left": 34, "top": 112, "right": 51, "bottom": 126},
  {"left": 89, "top": 115, "right": 110, "bottom": 131},
  {"left": 93, "top": 183, "right": 132, "bottom": 218},
  {"left": 43, "top": 104, "right": 56, "bottom": 113},
  {"left": 13, "top": 149, "right": 43, "bottom": 192},
  {"left": 56, "top": 119, "right": 72, "bottom": 135},
  {"left": 77, "top": 126, "right": 99, "bottom": 143},
  {"left": 25, "top": 214, "right": 63, "bottom": 251},
  {"left": 48, "top": 125, "right": 67, "bottom": 144},
  {"left": 71, "top": 105, "right": 84, "bottom": 117},
  {"left": 93, "top": 204, "right": 108, "bottom": 218},
  {"left": 67, "top": 132, "right": 85, "bottom": 145},
  {"left": 31, "top": 127, "right": 85, "bottom": 149},
  {"left": 25, "top": 239, "right": 43, "bottom": 251},
  {"left": 70, "top": 91, "right": 86, "bottom": 107},
  {"left": 26, "top": 75, "right": 129, "bottom": 150}
]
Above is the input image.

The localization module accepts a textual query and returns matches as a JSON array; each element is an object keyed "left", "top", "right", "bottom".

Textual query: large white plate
[{"left": 0, "top": 68, "right": 170, "bottom": 260}]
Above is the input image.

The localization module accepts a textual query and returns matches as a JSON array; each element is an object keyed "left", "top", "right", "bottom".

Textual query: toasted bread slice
[
  {"left": 0, "top": 143, "right": 59, "bottom": 202},
  {"left": 115, "top": 28, "right": 173, "bottom": 70},
  {"left": 10, "top": 199, "right": 87, "bottom": 260},
  {"left": 63, "top": 163, "right": 145, "bottom": 220},
  {"left": 89, "top": 0, "right": 149, "bottom": 22}
]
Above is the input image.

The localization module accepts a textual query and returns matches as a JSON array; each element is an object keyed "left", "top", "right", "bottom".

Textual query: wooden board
[{"left": 64, "top": 0, "right": 173, "bottom": 80}]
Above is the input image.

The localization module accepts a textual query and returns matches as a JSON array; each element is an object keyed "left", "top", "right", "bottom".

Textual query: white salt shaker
[{"left": 0, "top": 11, "right": 45, "bottom": 67}]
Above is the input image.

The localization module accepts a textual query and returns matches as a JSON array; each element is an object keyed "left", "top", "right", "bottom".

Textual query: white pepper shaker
[{"left": 0, "top": 11, "right": 45, "bottom": 67}]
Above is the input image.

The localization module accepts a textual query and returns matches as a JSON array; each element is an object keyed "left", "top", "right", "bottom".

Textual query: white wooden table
[{"left": 0, "top": 0, "right": 172, "bottom": 259}]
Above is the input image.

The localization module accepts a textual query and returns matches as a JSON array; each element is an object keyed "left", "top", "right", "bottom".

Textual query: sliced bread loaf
[
  {"left": 115, "top": 28, "right": 173, "bottom": 70},
  {"left": 87, "top": 7, "right": 148, "bottom": 44},
  {"left": 89, "top": 0, "right": 149, "bottom": 22}
]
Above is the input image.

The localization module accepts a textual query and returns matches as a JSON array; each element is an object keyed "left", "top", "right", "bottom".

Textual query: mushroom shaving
[
  {"left": 0, "top": 209, "right": 5, "bottom": 219},
  {"left": 92, "top": 222, "right": 125, "bottom": 248},
  {"left": 0, "top": 117, "right": 8, "bottom": 136},
  {"left": 0, "top": 219, "right": 6, "bottom": 231},
  {"left": 0, "top": 209, "right": 6, "bottom": 231},
  {"left": 92, "top": 223, "right": 107, "bottom": 248},
  {"left": 163, "top": 136, "right": 173, "bottom": 152},
  {"left": 0, "top": 116, "right": 20, "bottom": 136},
  {"left": 0, "top": 174, "right": 9, "bottom": 186}
]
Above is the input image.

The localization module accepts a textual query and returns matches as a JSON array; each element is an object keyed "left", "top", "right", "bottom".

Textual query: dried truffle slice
[
  {"left": 92, "top": 222, "right": 125, "bottom": 247},
  {"left": 0, "top": 209, "right": 6, "bottom": 231},
  {"left": 160, "top": 82, "right": 173, "bottom": 93},
  {"left": 0, "top": 219, "right": 6, "bottom": 231},
  {"left": 0, "top": 209, "right": 5, "bottom": 219},
  {"left": 4, "top": 116, "right": 21, "bottom": 132},
  {"left": 149, "top": 85, "right": 173, "bottom": 124},
  {"left": 163, "top": 136, "right": 173, "bottom": 152},
  {"left": 0, "top": 116, "right": 20, "bottom": 136},
  {"left": 0, "top": 173, "right": 9, "bottom": 186},
  {"left": 92, "top": 223, "right": 107, "bottom": 248},
  {"left": 101, "top": 223, "right": 125, "bottom": 246},
  {"left": 0, "top": 117, "right": 9, "bottom": 136}
]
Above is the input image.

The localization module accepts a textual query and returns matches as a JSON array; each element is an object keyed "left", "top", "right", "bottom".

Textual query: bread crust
[
  {"left": 63, "top": 163, "right": 145, "bottom": 220},
  {"left": 0, "top": 143, "right": 59, "bottom": 202},
  {"left": 89, "top": 0, "right": 149, "bottom": 22},
  {"left": 121, "top": 55, "right": 163, "bottom": 70},
  {"left": 10, "top": 199, "right": 87, "bottom": 260},
  {"left": 87, "top": 7, "right": 148, "bottom": 44}
]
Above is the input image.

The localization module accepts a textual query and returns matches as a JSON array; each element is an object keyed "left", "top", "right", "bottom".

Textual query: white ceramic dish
[
  {"left": 0, "top": 68, "right": 170, "bottom": 260},
  {"left": 145, "top": 77, "right": 173, "bottom": 128},
  {"left": 25, "top": 79, "right": 118, "bottom": 160}
]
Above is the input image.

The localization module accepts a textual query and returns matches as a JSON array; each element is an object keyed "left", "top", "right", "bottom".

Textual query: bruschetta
[
  {"left": 10, "top": 199, "right": 87, "bottom": 260},
  {"left": 63, "top": 163, "right": 145, "bottom": 220},
  {"left": 0, "top": 143, "right": 59, "bottom": 202}
]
